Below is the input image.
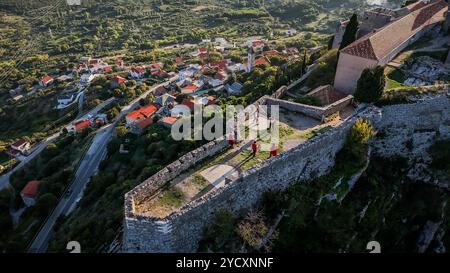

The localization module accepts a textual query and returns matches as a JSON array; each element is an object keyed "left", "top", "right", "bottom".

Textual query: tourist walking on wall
[
  {"left": 251, "top": 140, "right": 259, "bottom": 157},
  {"left": 269, "top": 143, "right": 278, "bottom": 158}
]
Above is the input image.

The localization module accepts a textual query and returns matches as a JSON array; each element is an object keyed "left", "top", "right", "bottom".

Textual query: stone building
[
  {"left": 332, "top": 0, "right": 432, "bottom": 49},
  {"left": 334, "top": 0, "right": 448, "bottom": 94}
]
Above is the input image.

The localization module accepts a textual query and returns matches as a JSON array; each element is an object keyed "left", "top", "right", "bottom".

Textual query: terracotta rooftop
[
  {"left": 132, "top": 66, "right": 146, "bottom": 74},
  {"left": 75, "top": 119, "right": 92, "bottom": 131},
  {"left": 112, "top": 75, "right": 127, "bottom": 84},
  {"left": 161, "top": 116, "right": 178, "bottom": 125},
  {"left": 406, "top": 1, "right": 428, "bottom": 12},
  {"left": 341, "top": 0, "right": 448, "bottom": 61},
  {"left": 41, "top": 75, "right": 53, "bottom": 84},
  {"left": 12, "top": 139, "right": 28, "bottom": 148},
  {"left": 254, "top": 57, "right": 271, "bottom": 66},
  {"left": 136, "top": 117, "right": 154, "bottom": 129},
  {"left": 21, "top": 180, "right": 39, "bottom": 199},
  {"left": 127, "top": 104, "right": 160, "bottom": 121}
]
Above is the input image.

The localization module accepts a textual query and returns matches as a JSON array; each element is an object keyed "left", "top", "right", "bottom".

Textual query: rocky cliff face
[{"left": 273, "top": 94, "right": 450, "bottom": 253}]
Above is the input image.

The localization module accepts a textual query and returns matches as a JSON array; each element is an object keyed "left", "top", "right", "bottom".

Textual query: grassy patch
[
  {"left": 191, "top": 174, "right": 210, "bottom": 191},
  {"left": 386, "top": 78, "right": 406, "bottom": 89},
  {"left": 152, "top": 187, "right": 186, "bottom": 210},
  {"left": 295, "top": 96, "right": 322, "bottom": 106}
]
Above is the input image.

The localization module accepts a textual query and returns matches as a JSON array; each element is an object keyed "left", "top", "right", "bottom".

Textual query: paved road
[
  {"left": 28, "top": 124, "right": 114, "bottom": 253},
  {"left": 27, "top": 76, "right": 178, "bottom": 253}
]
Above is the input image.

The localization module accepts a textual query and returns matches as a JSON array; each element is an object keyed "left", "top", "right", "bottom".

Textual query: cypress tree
[
  {"left": 301, "top": 49, "right": 308, "bottom": 75},
  {"left": 339, "top": 14, "right": 359, "bottom": 50},
  {"left": 354, "top": 66, "right": 386, "bottom": 103}
]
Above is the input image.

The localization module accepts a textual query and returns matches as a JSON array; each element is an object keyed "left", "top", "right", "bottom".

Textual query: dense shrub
[
  {"left": 295, "top": 96, "right": 322, "bottom": 106},
  {"left": 305, "top": 50, "right": 338, "bottom": 89},
  {"left": 346, "top": 118, "right": 376, "bottom": 161}
]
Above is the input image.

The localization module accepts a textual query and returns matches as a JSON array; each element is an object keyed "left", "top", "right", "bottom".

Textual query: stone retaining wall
[{"left": 265, "top": 95, "right": 354, "bottom": 120}]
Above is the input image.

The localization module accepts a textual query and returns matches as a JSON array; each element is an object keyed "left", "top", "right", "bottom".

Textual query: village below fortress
[{"left": 123, "top": 0, "right": 450, "bottom": 253}]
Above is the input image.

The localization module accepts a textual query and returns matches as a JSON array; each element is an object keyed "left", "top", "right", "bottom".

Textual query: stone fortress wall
[
  {"left": 123, "top": 104, "right": 380, "bottom": 252},
  {"left": 266, "top": 96, "right": 354, "bottom": 121},
  {"left": 124, "top": 88, "right": 450, "bottom": 253}
]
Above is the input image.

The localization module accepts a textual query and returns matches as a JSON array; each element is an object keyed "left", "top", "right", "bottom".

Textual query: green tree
[
  {"left": 354, "top": 66, "right": 386, "bottom": 103},
  {"left": 236, "top": 210, "right": 268, "bottom": 249},
  {"left": 302, "top": 49, "right": 308, "bottom": 74},
  {"left": 339, "top": 14, "right": 359, "bottom": 50},
  {"left": 35, "top": 193, "right": 58, "bottom": 217},
  {"left": 347, "top": 118, "right": 376, "bottom": 160},
  {"left": 116, "top": 126, "right": 128, "bottom": 138}
]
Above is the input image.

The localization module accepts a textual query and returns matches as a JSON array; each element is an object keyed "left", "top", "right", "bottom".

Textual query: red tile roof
[
  {"left": 175, "top": 56, "right": 183, "bottom": 63},
  {"left": 112, "top": 76, "right": 127, "bottom": 85},
  {"left": 406, "top": 1, "right": 427, "bottom": 12},
  {"left": 102, "top": 66, "right": 113, "bottom": 72},
  {"left": 161, "top": 116, "right": 178, "bottom": 125},
  {"left": 41, "top": 75, "right": 53, "bottom": 84},
  {"left": 21, "top": 180, "right": 39, "bottom": 198},
  {"left": 412, "top": 0, "right": 447, "bottom": 29},
  {"left": 75, "top": 119, "right": 92, "bottom": 131},
  {"left": 136, "top": 117, "right": 154, "bottom": 129},
  {"left": 341, "top": 39, "right": 377, "bottom": 60},
  {"left": 209, "top": 60, "right": 228, "bottom": 71},
  {"left": 181, "top": 85, "right": 198, "bottom": 92},
  {"left": 12, "top": 139, "right": 27, "bottom": 148},
  {"left": 263, "top": 50, "right": 282, "bottom": 56},
  {"left": 155, "top": 86, "right": 168, "bottom": 96},
  {"left": 341, "top": 0, "right": 448, "bottom": 61},
  {"left": 215, "top": 71, "right": 228, "bottom": 81},
  {"left": 181, "top": 99, "right": 195, "bottom": 110},
  {"left": 150, "top": 63, "right": 162, "bottom": 69},
  {"left": 151, "top": 70, "right": 168, "bottom": 77},
  {"left": 132, "top": 66, "right": 146, "bottom": 74},
  {"left": 254, "top": 57, "right": 271, "bottom": 66},
  {"left": 127, "top": 104, "right": 160, "bottom": 121}
]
